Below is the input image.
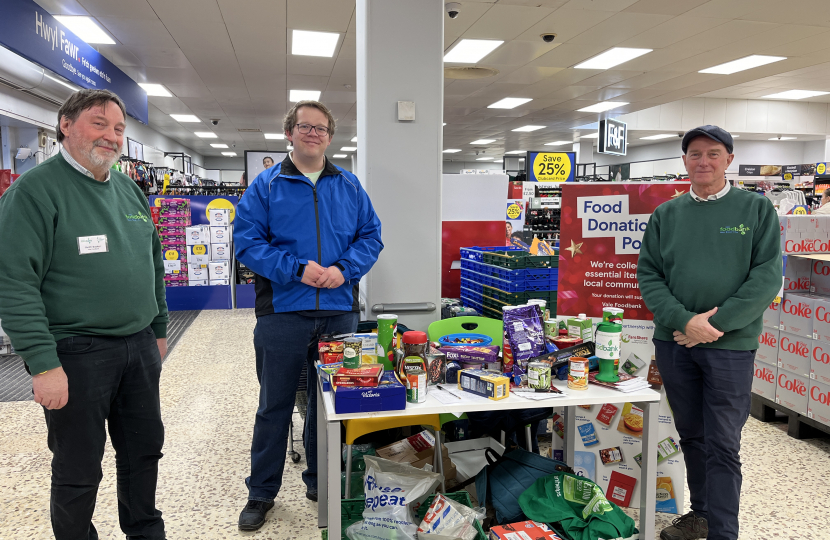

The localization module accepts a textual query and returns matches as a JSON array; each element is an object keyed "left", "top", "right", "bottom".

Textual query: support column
[
  {"left": 356, "top": 0, "right": 444, "bottom": 330},
  {"left": 824, "top": 137, "right": 830, "bottom": 162}
]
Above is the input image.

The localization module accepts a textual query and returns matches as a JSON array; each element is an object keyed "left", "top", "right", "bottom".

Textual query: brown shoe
[{"left": 659, "top": 511, "right": 708, "bottom": 540}]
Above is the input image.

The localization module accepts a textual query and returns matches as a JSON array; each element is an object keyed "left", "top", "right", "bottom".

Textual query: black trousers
[
  {"left": 45, "top": 326, "right": 165, "bottom": 540},
  {"left": 653, "top": 339, "right": 755, "bottom": 540}
]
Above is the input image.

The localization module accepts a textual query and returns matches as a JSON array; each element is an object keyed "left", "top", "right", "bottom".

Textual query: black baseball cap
[{"left": 681, "top": 125, "right": 734, "bottom": 154}]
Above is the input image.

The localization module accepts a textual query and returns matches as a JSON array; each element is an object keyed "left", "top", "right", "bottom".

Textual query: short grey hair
[{"left": 56, "top": 89, "right": 127, "bottom": 143}]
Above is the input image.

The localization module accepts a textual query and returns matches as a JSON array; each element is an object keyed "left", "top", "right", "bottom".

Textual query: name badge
[{"left": 77, "top": 235, "right": 108, "bottom": 255}]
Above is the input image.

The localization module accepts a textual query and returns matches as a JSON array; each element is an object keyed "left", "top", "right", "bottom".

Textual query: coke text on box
[
  {"left": 811, "top": 295, "right": 830, "bottom": 342},
  {"left": 756, "top": 329, "right": 779, "bottom": 366},
  {"left": 811, "top": 339, "right": 830, "bottom": 385},
  {"left": 780, "top": 293, "right": 815, "bottom": 338},
  {"left": 751, "top": 361, "right": 777, "bottom": 400},
  {"left": 808, "top": 380, "right": 830, "bottom": 427},
  {"left": 783, "top": 256, "right": 811, "bottom": 292},
  {"left": 778, "top": 331, "right": 811, "bottom": 378},
  {"left": 775, "top": 370, "right": 809, "bottom": 415},
  {"left": 763, "top": 300, "right": 781, "bottom": 330},
  {"left": 810, "top": 260, "right": 830, "bottom": 296}
]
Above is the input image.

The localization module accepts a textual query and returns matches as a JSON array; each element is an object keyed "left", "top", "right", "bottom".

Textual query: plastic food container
[{"left": 438, "top": 333, "right": 493, "bottom": 347}]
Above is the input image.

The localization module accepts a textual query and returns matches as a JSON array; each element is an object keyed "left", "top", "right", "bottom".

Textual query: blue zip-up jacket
[{"left": 234, "top": 155, "right": 383, "bottom": 316}]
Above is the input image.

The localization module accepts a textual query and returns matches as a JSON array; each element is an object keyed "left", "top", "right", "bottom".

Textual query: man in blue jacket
[{"left": 234, "top": 100, "right": 383, "bottom": 530}]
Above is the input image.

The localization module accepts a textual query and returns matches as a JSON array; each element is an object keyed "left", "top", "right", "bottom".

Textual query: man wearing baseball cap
[{"left": 637, "top": 125, "right": 782, "bottom": 540}]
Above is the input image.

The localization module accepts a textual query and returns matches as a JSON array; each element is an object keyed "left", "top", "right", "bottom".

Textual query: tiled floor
[{"left": 1, "top": 309, "right": 829, "bottom": 540}]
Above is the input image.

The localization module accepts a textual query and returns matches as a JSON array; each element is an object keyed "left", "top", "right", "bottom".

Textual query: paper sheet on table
[
  {"left": 432, "top": 387, "right": 492, "bottom": 414},
  {"left": 512, "top": 390, "right": 569, "bottom": 401}
]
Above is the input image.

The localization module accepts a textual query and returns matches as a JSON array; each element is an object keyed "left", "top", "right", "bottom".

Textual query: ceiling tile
[
  {"left": 287, "top": 0, "right": 354, "bottom": 32},
  {"left": 623, "top": 0, "right": 710, "bottom": 16},
  {"left": 77, "top": 0, "right": 158, "bottom": 19},
  {"left": 34, "top": 0, "right": 89, "bottom": 15},
  {"left": 146, "top": 0, "right": 225, "bottom": 23},
  {"left": 561, "top": 0, "right": 640, "bottom": 12},
  {"left": 462, "top": 5, "right": 555, "bottom": 41}
]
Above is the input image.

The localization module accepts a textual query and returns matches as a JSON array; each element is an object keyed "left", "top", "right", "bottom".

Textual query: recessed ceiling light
[
  {"left": 545, "top": 141, "right": 573, "bottom": 146},
  {"left": 512, "top": 126, "right": 545, "bottom": 132},
  {"left": 210, "top": 143, "right": 228, "bottom": 148},
  {"left": 476, "top": 157, "right": 494, "bottom": 161},
  {"left": 640, "top": 134, "right": 677, "bottom": 140},
  {"left": 351, "top": 136, "right": 358, "bottom": 142},
  {"left": 221, "top": 152, "right": 237, "bottom": 156},
  {"left": 444, "top": 39, "right": 504, "bottom": 64},
  {"left": 264, "top": 133, "right": 285, "bottom": 139},
  {"left": 505, "top": 150, "right": 526, "bottom": 154},
  {"left": 292, "top": 29, "right": 340, "bottom": 57},
  {"left": 577, "top": 102, "right": 628, "bottom": 113},
  {"left": 289, "top": 89, "right": 321, "bottom": 102},
  {"left": 769, "top": 137, "right": 797, "bottom": 140},
  {"left": 763, "top": 90, "right": 830, "bottom": 100},
  {"left": 488, "top": 97, "right": 532, "bottom": 109},
  {"left": 699, "top": 55, "right": 786, "bottom": 75},
  {"left": 493, "top": 160, "right": 503, "bottom": 163},
  {"left": 341, "top": 146, "right": 357, "bottom": 151},
  {"left": 471, "top": 139, "right": 496, "bottom": 144},
  {"left": 138, "top": 83, "right": 172, "bottom": 97},
  {"left": 53, "top": 16, "right": 115, "bottom": 44},
  {"left": 574, "top": 47, "right": 652, "bottom": 70},
  {"left": 170, "top": 114, "right": 200, "bottom": 122},
  {"left": 580, "top": 133, "right": 599, "bottom": 139},
  {"left": 333, "top": 154, "right": 348, "bottom": 158},
  {"left": 443, "top": 149, "right": 462, "bottom": 153},
  {"left": 194, "top": 132, "right": 218, "bottom": 138}
]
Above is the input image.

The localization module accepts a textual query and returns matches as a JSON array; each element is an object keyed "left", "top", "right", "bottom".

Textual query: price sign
[
  {"left": 784, "top": 173, "right": 794, "bottom": 181},
  {"left": 527, "top": 151, "right": 575, "bottom": 183},
  {"left": 818, "top": 163, "right": 828, "bottom": 176},
  {"left": 506, "top": 201, "right": 523, "bottom": 220}
]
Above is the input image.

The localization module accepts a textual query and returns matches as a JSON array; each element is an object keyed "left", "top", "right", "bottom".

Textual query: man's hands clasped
[
  {"left": 301, "top": 261, "right": 345, "bottom": 289},
  {"left": 673, "top": 306, "right": 724, "bottom": 348}
]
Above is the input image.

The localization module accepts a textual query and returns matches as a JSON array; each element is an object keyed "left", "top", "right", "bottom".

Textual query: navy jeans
[
  {"left": 45, "top": 326, "right": 165, "bottom": 540},
  {"left": 653, "top": 339, "right": 755, "bottom": 540},
  {"left": 247, "top": 311, "right": 358, "bottom": 502}
]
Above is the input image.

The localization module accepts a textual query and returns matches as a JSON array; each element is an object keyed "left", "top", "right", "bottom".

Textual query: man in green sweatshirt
[
  {"left": 637, "top": 125, "right": 782, "bottom": 540},
  {"left": 0, "top": 89, "right": 168, "bottom": 540}
]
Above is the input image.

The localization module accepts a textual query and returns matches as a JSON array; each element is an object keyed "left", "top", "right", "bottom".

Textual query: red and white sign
[
  {"left": 756, "top": 329, "right": 779, "bottom": 366},
  {"left": 811, "top": 339, "right": 830, "bottom": 385},
  {"left": 780, "top": 293, "right": 815, "bottom": 338},
  {"left": 752, "top": 361, "right": 777, "bottom": 399},
  {"left": 778, "top": 331, "right": 811, "bottom": 378},
  {"left": 763, "top": 300, "right": 782, "bottom": 330},
  {"left": 808, "top": 380, "right": 830, "bottom": 427},
  {"left": 557, "top": 182, "right": 689, "bottom": 319},
  {"left": 812, "top": 296, "right": 830, "bottom": 342}
]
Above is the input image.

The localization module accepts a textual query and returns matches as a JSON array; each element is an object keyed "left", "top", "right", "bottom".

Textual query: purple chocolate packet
[{"left": 503, "top": 304, "right": 544, "bottom": 365}]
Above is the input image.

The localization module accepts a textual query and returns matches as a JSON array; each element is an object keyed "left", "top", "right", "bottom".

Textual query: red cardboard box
[
  {"left": 607, "top": 470, "right": 637, "bottom": 508},
  {"left": 489, "top": 521, "right": 563, "bottom": 540},
  {"left": 331, "top": 364, "right": 384, "bottom": 387}
]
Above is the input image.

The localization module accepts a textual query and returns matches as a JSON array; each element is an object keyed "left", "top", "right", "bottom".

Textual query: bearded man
[{"left": 0, "top": 89, "right": 169, "bottom": 540}]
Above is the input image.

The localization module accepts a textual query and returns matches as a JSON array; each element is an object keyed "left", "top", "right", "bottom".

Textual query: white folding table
[{"left": 317, "top": 376, "right": 661, "bottom": 540}]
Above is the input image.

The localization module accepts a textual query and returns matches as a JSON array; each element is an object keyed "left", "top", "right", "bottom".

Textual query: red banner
[{"left": 557, "top": 182, "right": 690, "bottom": 320}]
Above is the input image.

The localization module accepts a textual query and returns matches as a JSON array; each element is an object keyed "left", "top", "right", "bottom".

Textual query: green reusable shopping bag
[{"left": 518, "top": 471, "right": 637, "bottom": 540}]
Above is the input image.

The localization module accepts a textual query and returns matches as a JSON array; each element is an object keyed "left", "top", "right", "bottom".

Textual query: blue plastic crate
[
  {"left": 460, "top": 287, "right": 483, "bottom": 303},
  {"left": 460, "top": 277, "right": 483, "bottom": 293},
  {"left": 525, "top": 268, "right": 553, "bottom": 280},
  {"left": 461, "top": 245, "right": 524, "bottom": 263},
  {"left": 483, "top": 276, "right": 525, "bottom": 293}
]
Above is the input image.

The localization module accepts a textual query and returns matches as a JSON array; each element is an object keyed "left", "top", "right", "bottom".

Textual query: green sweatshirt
[
  {"left": 0, "top": 153, "right": 168, "bottom": 374},
  {"left": 637, "top": 187, "right": 782, "bottom": 350}
]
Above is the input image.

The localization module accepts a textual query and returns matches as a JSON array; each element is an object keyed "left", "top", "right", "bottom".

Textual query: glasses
[{"left": 295, "top": 123, "right": 330, "bottom": 136}]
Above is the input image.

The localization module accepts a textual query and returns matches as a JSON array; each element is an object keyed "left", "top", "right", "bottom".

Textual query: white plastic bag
[
  {"left": 346, "top": 456, "right": 443, "bottom": 540},
  {"left": 416, "top": 493, "right": 478, "bottom": 540}
]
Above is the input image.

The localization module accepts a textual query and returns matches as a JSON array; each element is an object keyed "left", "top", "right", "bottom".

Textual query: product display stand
[
  {"left": 316, "top": 374, "right": 661, "bottom": 540},
  {"left": 750, "top": 393, "right": 829, "bottom": 439}
]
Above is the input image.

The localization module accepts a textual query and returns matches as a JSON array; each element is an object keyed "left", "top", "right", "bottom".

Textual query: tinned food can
[
  {"left": 568, "top": 357, "right": 590, "bottom": 391},
  {"left": 406, "top": 369, "right": 427, "bottom": 404},
  {"left": 342, "top": 337, "right": 362, "bottom": 369},
  {"left": 528, "top": 362, "right": 551, "bottom": 390}
]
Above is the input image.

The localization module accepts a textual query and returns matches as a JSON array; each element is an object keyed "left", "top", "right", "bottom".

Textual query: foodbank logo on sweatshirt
[
  {"left": 720, "top": 224, "right": 750, "bottom": 235},
  {"left": 125, "top": 211, "right": 148, "bottom": 223}
]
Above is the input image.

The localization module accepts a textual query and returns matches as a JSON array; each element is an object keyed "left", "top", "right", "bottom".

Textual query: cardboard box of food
[
  {"left": 208, "top": 261, "right": 230, "bottom": 281},
  {"left": 776, "top": 369, "right": 809, "bottom": 415},
  {"left": 188, "top": 263, "right": 209, "bottom": 281},
  {"left": 333, "top": 371, "right": 405, "bottom": 414},
  {"left": 207, "top": 208, "right": 230, "bottom": 226},
  {"left": 808, "top": 380, "right": 830, "bottom": 427},
  {"left": 210, "top": 225, "right": 231, "bottom": 244},
  {"left": 780, "top": 293, "right": 815, "bottom": 338},
  {"left": 751, "top": 361, "right": 777, "bottom": 400},
  {"left": 778, "top": 331, "right": 811, "bottom": 378},
  {"left": 185, "top": 225, "right": 210, "bottom": 245},
  {"left": 189, "top": 280, "right": 209, "bottom": 287},
  {"left": 209, "top": 279, "right": 229, "bottom": 286},
  {"left": 458, "top": 369, "right": 510, "bottom": 400},
  {"left": 332, "top": 364, "right": 385, "bottom": 387},
  {"left": 783, "top": 255, "right": 811, "bottom": 293},
  {"left": 756, "top": 328, "right": 779, "bottom": 366},
  {"left": 210, "top": 243, "right": 231, "bottom": 261},
  {"left": 489, "top": 521, "right": 564, "bottom": 540},
  {"left": 763, "top": 300, "right": 781, "bottom": 330}
]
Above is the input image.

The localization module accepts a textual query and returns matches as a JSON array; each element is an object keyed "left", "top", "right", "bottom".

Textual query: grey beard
[{"left": 82, "top": 140, "right": 121, "bottom": 171}]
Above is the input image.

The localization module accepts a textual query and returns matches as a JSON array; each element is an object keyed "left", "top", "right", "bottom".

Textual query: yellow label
[
  {"left": 164, "top": 249, "right": 180, "bottom": 260},
  {"left": 793, "top": 206, "right": 808, "bottom": 215},
  {"left": 507, "top": 202, "right": 522, "bottom": 220},
  {"left": 532, "top": 152, "right": 571, "bottom": 183},
  {"left": 192, "top": 244, "right": 207, "bottom": 255},
  {"left": 206, "top": 199, "right": 236, "bottom": 223},
  {"left": 784, "top": 173, "right": 793, "bottom": 181},
  {"left": 819, "top": 163, "right": 826, "bottom": 175},
  {"left": 154, "top": 198, "right": 163, "bottom": 207}
]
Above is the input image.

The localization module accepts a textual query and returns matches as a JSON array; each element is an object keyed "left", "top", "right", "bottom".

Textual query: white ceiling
[{"left": 33, "top": 0, "right": 830, "bottom": 159}]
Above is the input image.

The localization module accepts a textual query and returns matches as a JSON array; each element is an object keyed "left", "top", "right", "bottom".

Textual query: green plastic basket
[{"left": 332, "top": 491, "right": 486, "bottom": 540}]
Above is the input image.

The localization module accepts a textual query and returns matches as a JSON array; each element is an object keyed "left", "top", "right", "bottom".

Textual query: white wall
[
  {"left": 443, "top": 161, "right": 504, "bottom": 173},
  {"left": 203, "top": 155, "right": 353, "bottom": 173}
]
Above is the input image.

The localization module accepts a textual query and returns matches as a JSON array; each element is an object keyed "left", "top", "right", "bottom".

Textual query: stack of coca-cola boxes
[{"left": 759, "top": 254, "right": 830, "bottom": 427}]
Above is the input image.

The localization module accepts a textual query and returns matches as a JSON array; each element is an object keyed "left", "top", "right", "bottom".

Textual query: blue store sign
[{"left": 0, "top": 0, "right": 148, "bottom": 124}]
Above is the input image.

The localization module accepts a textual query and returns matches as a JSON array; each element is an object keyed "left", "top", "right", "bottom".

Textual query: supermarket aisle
[{"left": 1, "top": 309, "right": 829, "bottom": 539}]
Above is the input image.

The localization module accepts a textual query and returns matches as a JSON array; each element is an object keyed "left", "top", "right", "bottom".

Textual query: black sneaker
[
  {"left": 660, "top": 511, "right": 708, "bottom": 540},
  {"left": 306, "top": 489, "right": 318, "bottom": 502},
  {"left": 238, "top": 500, "right": 275, "bottom": 531}
]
